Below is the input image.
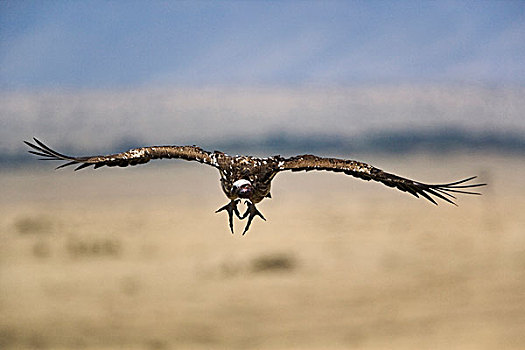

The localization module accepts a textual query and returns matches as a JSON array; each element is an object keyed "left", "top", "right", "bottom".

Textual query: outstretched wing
[
  {"left": 278, "top": 154, "right": 485, "bottom": 205},
  {"left": 25, "top": 138, "right": 217, "bottom": 171}
]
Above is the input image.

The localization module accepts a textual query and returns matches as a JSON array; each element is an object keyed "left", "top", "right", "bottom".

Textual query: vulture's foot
[
  {"left": 216, "top": 200, "right": 242, "bottom": 234},
  {"left": 240, "top": 201, "right": 266, "bottom": 235}
]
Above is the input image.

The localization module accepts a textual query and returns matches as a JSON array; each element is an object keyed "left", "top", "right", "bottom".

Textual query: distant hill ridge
[
  {"left": 212, "top": 128, "right": 525, "bottom": 155},
  {"left": 3, "top": 128, "right": 524, "bottom": 168}
]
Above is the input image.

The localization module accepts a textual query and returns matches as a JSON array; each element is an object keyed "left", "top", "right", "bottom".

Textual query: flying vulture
[{"left": 25, "top": 138, "right": 485, "bottom": 234}]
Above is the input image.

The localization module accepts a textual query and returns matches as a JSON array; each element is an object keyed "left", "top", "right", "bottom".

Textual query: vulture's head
[{"left": 232, "top": 179, "right": 253, "bottom": 198}]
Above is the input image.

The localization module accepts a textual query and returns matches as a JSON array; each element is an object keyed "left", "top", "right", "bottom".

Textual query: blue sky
[{"left": 1, "top": 1, "right": 524, "bottom": 90}]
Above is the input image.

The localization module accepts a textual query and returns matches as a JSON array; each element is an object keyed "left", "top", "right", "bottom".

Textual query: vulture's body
[{"left": 25, "top": 138, "right": 485, "bottom": 234}]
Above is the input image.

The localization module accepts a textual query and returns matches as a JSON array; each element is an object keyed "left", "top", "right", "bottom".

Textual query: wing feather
[
  {"left": 278, "top": 154, "right": 485, "bottom": 205},
  {"left": 25, "top": 138, "right": 217, "bottom": 170}
]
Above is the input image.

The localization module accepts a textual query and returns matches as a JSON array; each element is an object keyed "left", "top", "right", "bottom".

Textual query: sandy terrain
[{"left": 1, "top": 154, "right": 524, "bottom": 349}]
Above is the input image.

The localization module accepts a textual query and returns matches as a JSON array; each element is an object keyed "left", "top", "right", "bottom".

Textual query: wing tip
[
  {"left": 25, "top": 137, "right": 90, "bottom": 170},
  {"left": 418, "top": 175, "right": 486, "bottom": 206}
]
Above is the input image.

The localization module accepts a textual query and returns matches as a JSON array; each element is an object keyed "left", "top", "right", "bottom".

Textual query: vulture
[{"left": 25, "top": 138, "right": 485, "bottom": 234}]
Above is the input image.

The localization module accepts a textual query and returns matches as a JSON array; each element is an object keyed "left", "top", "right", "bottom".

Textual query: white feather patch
[{"left": 232, "top": 179, "right": 251, "bottom": 188}]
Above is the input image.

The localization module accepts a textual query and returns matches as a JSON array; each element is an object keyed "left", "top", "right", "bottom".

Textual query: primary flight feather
[{"left": 25, "top": 138, "right": 485, "bottom": 234}]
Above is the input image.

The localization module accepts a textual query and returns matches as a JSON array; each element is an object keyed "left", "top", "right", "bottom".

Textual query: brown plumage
[{"left": 25, "top": 138, "right": 485, "bottom": 234}]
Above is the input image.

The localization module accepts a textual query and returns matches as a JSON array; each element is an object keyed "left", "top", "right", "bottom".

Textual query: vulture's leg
[
  {"left": 241, "top": 201, "right": 266, "bottom": 235},
  {"left": 215, "top": 200, "right": 242, "bottom": 234}
]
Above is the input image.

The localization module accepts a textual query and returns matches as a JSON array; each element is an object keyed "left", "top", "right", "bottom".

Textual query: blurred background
[{"left": 1, "top": 1, "right": 524, "bottom": 349}]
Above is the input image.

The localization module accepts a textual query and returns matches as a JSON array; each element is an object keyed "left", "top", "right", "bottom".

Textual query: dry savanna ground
[{"left": 1, "top": 153, "right": 525, "bottom": 350}]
